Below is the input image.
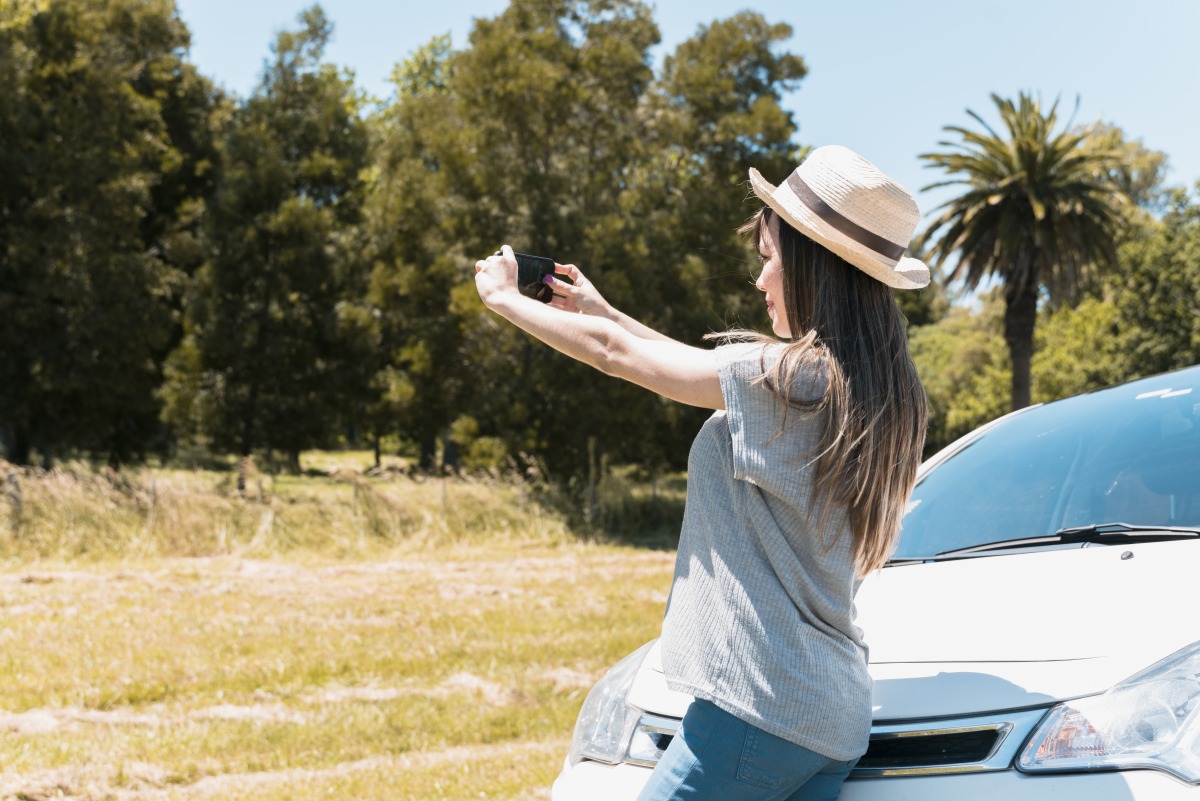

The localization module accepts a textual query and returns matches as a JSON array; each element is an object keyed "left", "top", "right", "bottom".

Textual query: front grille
[
  {"left": 618, "top": 707, "right": 1048, "bottom": 778},
  {"left": 858, "top": 727, "right": 1002, "bottom": 770},
  {"left": 847, "top": 709, "right": 1052, "bottom": 778}
]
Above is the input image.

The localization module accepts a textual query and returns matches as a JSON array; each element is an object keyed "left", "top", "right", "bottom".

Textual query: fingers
[
  {"left": 475, "top": 248, "right": 520, "bottom": 307},
  {"left": 555, "top": 263, "right": 585, "bottom": 285},
  {"left": 546, "top": 274, "right": 576, "bottom": 298},
  {"left": 477, "top": 246, "right": 515, "bottom": 273}
]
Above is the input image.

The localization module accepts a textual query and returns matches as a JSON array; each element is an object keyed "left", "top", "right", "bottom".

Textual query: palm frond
[{"left": 921, "top": 91, "right": 1124, "bottom": 304}]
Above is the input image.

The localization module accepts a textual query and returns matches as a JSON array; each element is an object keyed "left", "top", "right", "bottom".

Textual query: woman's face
[{"left": 755, "top": 215, "right": 792, "bottom": 338}]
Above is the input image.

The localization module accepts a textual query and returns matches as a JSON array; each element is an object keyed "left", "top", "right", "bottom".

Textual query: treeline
[
  {"left": 0, "top": 0, "right": 806, "bottom": 476},
  {"left": 914, "top": 176, "right": 1200, "bottom": 451},
  {"left": 1, "top": 0, "right": 1197, "bottom": 481}
]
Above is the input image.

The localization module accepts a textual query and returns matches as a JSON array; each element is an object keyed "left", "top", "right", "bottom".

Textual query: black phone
[{"left": 515, "top": 252, "right": 557, "bottom": 303}]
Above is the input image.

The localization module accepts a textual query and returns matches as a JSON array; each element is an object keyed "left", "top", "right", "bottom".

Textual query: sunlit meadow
[{"left": 0, "top": 455, "right": 681, "bottom": 800}]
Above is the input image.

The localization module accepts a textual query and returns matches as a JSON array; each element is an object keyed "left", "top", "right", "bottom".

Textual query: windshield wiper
[{"left": 934, "top": 522, "right": 1200, "bottom": 559}]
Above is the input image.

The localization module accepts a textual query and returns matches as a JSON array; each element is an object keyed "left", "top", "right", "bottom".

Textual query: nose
[{"left": 754, "top": 271, "right": 766, "bottom": 292}]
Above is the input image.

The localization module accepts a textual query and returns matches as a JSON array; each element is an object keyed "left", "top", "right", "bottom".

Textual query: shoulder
[
  {"left": 714, "top": 341, "right": 770, "bottom": 378},
  {"left": 712, "top": 339, "right": 829, "bottom": 494},
  {"left": 715, "top": 339, "right": 827, "bottom": 404}
]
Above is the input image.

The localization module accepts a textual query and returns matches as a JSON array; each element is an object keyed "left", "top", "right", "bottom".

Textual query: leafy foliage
[
  {"left": 921, "top": 93, "right": 1127, "bottom": 410},
  {"left": 160, "top": 6, "right": 371, "bottom": 466},
  {"left": 1107, "top": 185, "right": 1200, "bottom": 376},
  {"left": 361, "top": 1, "right": 807, "bottom": 479},
  {"left": 1032, "top": 296, "right": 1129, "bottom": 402},
  {"left": 0, "top": 0, "right": 223, "bottom": 466},
  {"left": 913, "top": 178, "right": 1198, "bottom": 455},
  {"left": 3, "top": 0, "right": 1198, "bottom": 492},
  {"left": 909, "top": 290, "right": 1009, "bottom": 454}
]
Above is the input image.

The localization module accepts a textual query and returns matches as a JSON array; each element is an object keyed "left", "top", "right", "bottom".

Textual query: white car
[{"left": 554, "top": 365, "right": 1200, "bottom": 800}]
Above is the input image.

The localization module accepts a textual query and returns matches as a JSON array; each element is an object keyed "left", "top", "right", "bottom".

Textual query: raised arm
[
  {"left": 548, "top": 263, "right": 677, "bottom": 344},
  {"left": 475, "top": 246, "right": 724, "bottom": 410}
]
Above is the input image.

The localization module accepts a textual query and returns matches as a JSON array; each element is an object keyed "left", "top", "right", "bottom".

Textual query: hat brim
[{"left": 748, "top": 168, "right": 930, "bottom": 290}]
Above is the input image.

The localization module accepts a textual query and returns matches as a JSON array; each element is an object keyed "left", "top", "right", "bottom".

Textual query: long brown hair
[{"left": 739, "top": 207, "right": 928, "bottom": 576}]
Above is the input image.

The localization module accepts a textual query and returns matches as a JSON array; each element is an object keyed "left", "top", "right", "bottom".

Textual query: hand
[
  {"left": 547, "top": 263, "right": 612, "bottom": 318},
  {"left": 474, "top": 245, "right": 520, "bottom": 308}
]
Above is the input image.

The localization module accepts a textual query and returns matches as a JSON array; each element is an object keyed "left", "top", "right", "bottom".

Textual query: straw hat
[{"left": 748, "top": 146, "right": 930, "bottom": 289}]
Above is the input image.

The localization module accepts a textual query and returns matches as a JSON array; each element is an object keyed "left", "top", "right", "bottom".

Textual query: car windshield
[{"left": 894, "top": 367, "right": 1200, "bottom": 560}]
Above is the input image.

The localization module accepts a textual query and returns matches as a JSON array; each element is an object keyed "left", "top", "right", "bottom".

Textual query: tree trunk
[
  {"left": 240, "top": 395, "right": 258, "bottom": 462},
  {"left": 4, "top": 427, "right": 31, "bottom": 466},
  {"left": 373, "top": 434, "right": 381, "bottom": 470},
  {"left": 238, "top": 380, "right": 260, "bottom": 494},
  {"left": 1004, "top": 277, "right": 1039, "bottom": 410},
  {"left": 418, "top": 433, "right": 437, "bottom": 472},
  {"left": 442, "top": 432, "right": 459, "bottom": 474}
]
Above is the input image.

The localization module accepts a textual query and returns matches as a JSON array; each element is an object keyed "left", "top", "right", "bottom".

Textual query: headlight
[
  {"left": 569, "top": 641, "right": 668, "bottom": 766},
  {"left": 1019, "top": 641, "right": 1200, "bottom": 782}
]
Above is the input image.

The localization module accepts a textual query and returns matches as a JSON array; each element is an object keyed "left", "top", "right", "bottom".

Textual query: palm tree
[{"left": 921, "top": 92, "right": 1125, "bottom": 410}]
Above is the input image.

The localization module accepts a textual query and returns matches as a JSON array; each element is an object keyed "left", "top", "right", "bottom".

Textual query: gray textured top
[{"left": 659, "top": 342, "right": 871, "bottom": 761}]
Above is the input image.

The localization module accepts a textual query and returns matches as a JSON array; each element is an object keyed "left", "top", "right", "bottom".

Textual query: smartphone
[{"left": 515, "top": 252, "right": 557, "bottom": 303}]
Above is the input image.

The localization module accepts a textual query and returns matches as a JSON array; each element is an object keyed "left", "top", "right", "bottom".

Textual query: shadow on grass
[{"left": 538, "top": 472, "right": 687, "bottom": 551}]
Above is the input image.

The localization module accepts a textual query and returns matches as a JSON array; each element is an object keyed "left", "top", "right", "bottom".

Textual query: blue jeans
[{"left": 635, "top": 700, "right": 859, "bottom": 801}]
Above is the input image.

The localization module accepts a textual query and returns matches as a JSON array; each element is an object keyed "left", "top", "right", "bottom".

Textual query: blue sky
[{"left": 174, "top": 0, "right": 1200, "bottom": 220}]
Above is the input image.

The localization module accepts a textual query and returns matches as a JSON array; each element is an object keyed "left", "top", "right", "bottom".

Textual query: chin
[{"left": 767, "top": 309, "right": 786, "bottom": 339}]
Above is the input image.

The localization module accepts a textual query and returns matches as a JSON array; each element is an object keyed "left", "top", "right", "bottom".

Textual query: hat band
[{"left": 786, "top": 172, "right": 907, "bottom": 262}]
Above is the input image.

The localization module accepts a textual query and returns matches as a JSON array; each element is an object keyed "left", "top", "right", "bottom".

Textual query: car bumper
[
  {"left": 551, "top": 759, "right": 651, "bottom": 801},
  {"left": 552, "top": 758, "right": 1200, "bottom": 800}
]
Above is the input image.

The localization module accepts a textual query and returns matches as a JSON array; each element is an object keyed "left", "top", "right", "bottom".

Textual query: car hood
[
  {"left": 857, "top": 539, "right": 1200, "bottom": 719},
  {"left": 628, "top": 540, "right": 1200, "bottom": 722}
]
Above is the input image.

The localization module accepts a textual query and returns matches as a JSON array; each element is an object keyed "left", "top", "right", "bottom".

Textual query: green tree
[
  {"left": 367, "top": 1, "right": 664, "bottom": 476},
  {"left": 596, "top": 11, "right": 809, "bottom": 476},
  {"left": 361, "top": 2, "right": 808, "bottom": 482},
  {"left": 921, "top": 93, "right": 1126, "bottom": 411},
  {"left": 0, "top": 0, "right": 222, "bottom": 466},
  {"left": 1026, "top": 131, "right": 1174, "bottom": 401},
  {"left": 645, "top": 11, "right": 806, "bottom": 253},
  {"left": 911, "top": 291, "right": 1132, "bottom": 456},
  {"left": 454, "top": 0, "right": 665, "bottom": 478},
  {"left": 358, "top": 34, "right": 468, "bottom": 469},
  {"left": 1106, "top": 184, "right": 1200, "bottom": 377},
  {"left": 909, "top": 289, "right": 1009, "bottom": 454},
  {"left": 1031, "top": 296, "right": 1129, "bottom": 402},
  {"left": 160, "top": 6, "right": 370, "bottom": 470},
  {"left": 1083, "top": 123, "right": 1171, "bottom": 215}
]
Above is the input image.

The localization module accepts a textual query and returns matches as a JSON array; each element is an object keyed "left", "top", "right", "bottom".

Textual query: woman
[{"left": 475, "top": 145, "right": 929, "bottom": 801}]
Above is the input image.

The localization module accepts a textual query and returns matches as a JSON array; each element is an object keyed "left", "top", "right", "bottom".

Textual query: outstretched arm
[
  {"left": 476, "top": 246, "right": 724, "bottom": 410},
  {"left": 547, "top": 263, "right": 677, "bottom": 344}
]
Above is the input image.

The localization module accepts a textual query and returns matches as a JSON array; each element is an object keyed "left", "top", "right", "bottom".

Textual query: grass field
[{"left": 0, "top": 456, "right": 681, "bottom": 800}]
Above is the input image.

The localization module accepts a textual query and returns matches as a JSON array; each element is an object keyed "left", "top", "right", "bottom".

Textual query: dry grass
[
  {"left": 0, "top": 458, "right": 584, "bottom": 562},
  {"left": 0, "top": 457, "right": 677, "bottom": 800},
  {"left": 0, "top": 546, "right": 674, "bottom": 799}
]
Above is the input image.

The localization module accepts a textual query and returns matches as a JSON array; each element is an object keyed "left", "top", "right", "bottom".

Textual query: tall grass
[{"left": 0, "top": 455, "right": 686, "bottom": 562}]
